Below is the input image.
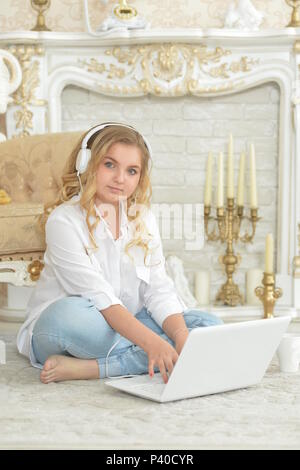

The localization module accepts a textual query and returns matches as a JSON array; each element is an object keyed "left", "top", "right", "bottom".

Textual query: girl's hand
[
  {"left": 174, "top": 329, "right": 189, "bottom": 355},
  {"left": 146, "top": 337, "right": 179, "bottom": 384}
]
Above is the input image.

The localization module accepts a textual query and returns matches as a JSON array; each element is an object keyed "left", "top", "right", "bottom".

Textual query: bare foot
[{"left": 40, "top": 355, "right": 100, "bottom": 384}]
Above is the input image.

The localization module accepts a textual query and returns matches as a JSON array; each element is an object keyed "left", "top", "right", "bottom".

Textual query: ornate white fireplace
[{"left": 1, "top": 28, "right": 300, "bottom": 320}]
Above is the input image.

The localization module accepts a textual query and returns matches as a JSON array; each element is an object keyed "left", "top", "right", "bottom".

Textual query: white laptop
[{"left": 105, "top": 316, "right": 290, "bottom": 403}]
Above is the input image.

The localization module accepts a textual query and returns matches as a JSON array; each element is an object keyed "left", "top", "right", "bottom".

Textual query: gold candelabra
[
  {"left": 286, "top": 0, "right": 300, "bottom": 27},
  {"left": 204, "top": 199, "right": 260, "bottom": 306},
  {"left": 31, "top": 0, "right": 51, "bottom": 32},
  {"left": 255, "top": 272, "right": 283, "bottom": 318}
]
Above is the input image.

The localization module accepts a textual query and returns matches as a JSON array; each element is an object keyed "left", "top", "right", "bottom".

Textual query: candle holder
[
  {"left": 286, "top": 0, "right": 300, "bottom": 27},
  {"left": 255, "top": 272, "right": 283, "bottom": 318},
  {"left": 204, "top": 199, "right": 260, "bottom": 306},
  {"left": 30, "top": 0, "right": 51, "bottom": 32}
]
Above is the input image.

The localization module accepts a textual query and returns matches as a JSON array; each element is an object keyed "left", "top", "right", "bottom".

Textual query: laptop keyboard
[
  {"left": 130, "top": 383, "right": 165, "bottom": 393},
  {"left": 106, "top": 373, "right": 167, "bottom": 399},
  {"left": 124, "top": 374, "right": 167, "bottom": 395},
  {"left": 125, "top": 382, "right": 166, "bottom": 399}
]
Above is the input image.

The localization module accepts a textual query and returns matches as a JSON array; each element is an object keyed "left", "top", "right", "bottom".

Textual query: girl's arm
[
  {"left": 162, "top": 313, "right": 189, "bottom": 341},
  {"left": 162, "top": 313, "right": 189, "bottom": 342},
  {"left": 101, "top": 304, "right": 179, "bottom": 383},
  {"left": 162, "top": 313, "right": 189, "bottom": 355},
  {"left": 101, "top": 304, "right": 162, "bottom": 351}
]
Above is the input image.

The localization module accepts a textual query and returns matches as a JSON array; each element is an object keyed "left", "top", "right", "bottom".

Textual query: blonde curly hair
[{"left": 40, "top": 124, "right": 155, "bottom": 265}]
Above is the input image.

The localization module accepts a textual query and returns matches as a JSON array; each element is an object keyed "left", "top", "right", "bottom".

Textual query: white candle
[
  {"left": 250, "top": 143, "right": 257, "bottom": 208},
  {"left": 195, "top": 270, "right": 210, "bottom": 306},
  {"left": 204, "top": 152, "right": 213, "bottom": 206},
  {"left": 245, "top": 269, "right": 264, "bottom": 305},
  {"left": 265, "top": 233, "right": 274, "bottom": 274},
  {"left": 237, "top": 152, "right": 245, "bottom": 206},
  {"left": 217, "top": 152, "right": 224, "bottom": 208},
  {"left": 227, "top": 133, "right": 234, "bottom": 199}
]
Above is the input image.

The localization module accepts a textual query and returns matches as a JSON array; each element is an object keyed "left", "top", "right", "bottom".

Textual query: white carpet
[{"left": 0, "top": 333, "right": 300, "bottom": 450}]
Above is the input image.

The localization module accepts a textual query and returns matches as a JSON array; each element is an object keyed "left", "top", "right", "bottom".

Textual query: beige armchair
[{"left": 0, "top": 131, "right": 82, "bottom": 288}]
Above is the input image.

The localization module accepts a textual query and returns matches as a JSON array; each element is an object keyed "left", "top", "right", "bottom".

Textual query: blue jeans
[{"left": 32, "top": 296, "right": 223, "bottom": 378}]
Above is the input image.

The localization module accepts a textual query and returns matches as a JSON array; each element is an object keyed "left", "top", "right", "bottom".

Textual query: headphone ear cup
[{"left": 76, "top": 148, "right": 91, "bottom": 174}]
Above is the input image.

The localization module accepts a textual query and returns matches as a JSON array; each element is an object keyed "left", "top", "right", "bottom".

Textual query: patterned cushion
[
  {"left": 0, "top": 202, "right": 44, "bottom": 258},
  {"left": 0, "top": 132, "right": 83, "bottom": 257}
]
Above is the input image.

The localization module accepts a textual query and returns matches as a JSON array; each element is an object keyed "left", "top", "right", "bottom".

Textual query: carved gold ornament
[
  {"left": 113, "top": 0, "right": 137, "bottom": 20},
  {"left": 294, "top": 41, "right": 300, "bottom": 54},
  {"left": 79, "top": 43, "right": 259, "bottom": 96},
  {"left": 0, "top": 189, "right": 11, "bottom": 205},
  {"left": 27, "top": 259, "right": 44, "bottom": 282},
  {"left": 8, "top": 45, "right": 46, "bottom": 137},
  {"left": 293, "top": 223, "right": 300, "bottom": 278}
]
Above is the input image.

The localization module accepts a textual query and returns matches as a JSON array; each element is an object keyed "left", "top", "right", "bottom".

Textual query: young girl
[{"left": 16, "top": 122, "right": 222, "bottom": 385}]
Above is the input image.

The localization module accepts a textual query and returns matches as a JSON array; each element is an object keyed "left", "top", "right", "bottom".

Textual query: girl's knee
[
  {"left": 33, "top": 296, "right": 94, "bottom": 339},
  {"left": 32, "top": 332, "right": 62, "bottom": 365},
  {"left": 183, "top": 309, "right": 223, "bottom": 327}
]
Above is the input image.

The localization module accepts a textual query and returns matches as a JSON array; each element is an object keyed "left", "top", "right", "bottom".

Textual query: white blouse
[{"left": 16, "top": 195, "right": 187, "bottom": 367}]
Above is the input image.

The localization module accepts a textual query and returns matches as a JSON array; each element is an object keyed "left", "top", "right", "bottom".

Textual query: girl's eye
[{"left": 105, "top": 161, "right": 137, "bottom": 175}]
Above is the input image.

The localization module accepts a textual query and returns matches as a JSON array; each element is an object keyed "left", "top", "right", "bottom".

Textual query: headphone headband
[{"left": 81, "top": 121, "right": 152, "bottom": 157}]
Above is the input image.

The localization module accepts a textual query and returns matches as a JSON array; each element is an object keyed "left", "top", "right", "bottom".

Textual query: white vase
[{"left": 195, "top": 270, "right": 210, "bottom": 306}]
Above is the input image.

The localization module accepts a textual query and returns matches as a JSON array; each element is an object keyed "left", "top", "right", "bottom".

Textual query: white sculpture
[
  {"left": 224, "top": 0, "right": 264, "bottom": 31},
  {"left": 166, "top": 255, "right": 198, "bottom": 309},
  {"left": 0, "top": 50, "right": 22, "bottom": 141}
]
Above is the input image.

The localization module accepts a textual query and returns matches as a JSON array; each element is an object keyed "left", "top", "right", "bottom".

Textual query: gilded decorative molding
[
  {"left": 7, "top": 45, "right": 46, "bottom": 137},
  {"left": 0, "top": 260, "right": 37, "bottom": 286},
  {"left": 293, "top": 223, "right": 300, "bottom": 278},
  {"left": 79, "top": 44, "right": 259, "bottom": 96},
  {"left": 294, "top": 40, "right": 300, "bottom": 54},
  {"left": 27, "top": 259, "right": 44, "bottom": 282}
]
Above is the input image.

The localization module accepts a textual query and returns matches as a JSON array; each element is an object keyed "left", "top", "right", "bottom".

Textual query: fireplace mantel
[
  {"left": 0, "top": 28, "right": 300, "bottom": 46},
  {"left": 1, "top": 28, "right": 300, "bottom": 315}
]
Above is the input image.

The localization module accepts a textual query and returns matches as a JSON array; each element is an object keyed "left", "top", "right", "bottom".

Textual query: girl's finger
[
  {"left": 148, "top": 360, "right": 154, "bottom": 377},
  {"left": 158, "top": 362, "right": 168, "bottom": 384},
  {"left": 166, "top": 360, "right": 174, "bottom": 376}
]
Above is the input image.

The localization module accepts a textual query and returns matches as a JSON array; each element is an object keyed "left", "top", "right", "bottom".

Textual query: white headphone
[{"left": 76, "top": 121, "right": 153, "bottom": 175}]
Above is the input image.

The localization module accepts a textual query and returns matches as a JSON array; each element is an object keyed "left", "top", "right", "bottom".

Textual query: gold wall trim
[
  {"left": 79, "top": 43, "right": 259, "bottom": 97},
  {"left": 7, "top": 45, "right": 46, "bottom": 137}
]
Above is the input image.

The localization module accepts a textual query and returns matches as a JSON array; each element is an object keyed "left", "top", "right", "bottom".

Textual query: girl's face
[{"left": 95, "top": 142, "right": 142, "bottom": 208}]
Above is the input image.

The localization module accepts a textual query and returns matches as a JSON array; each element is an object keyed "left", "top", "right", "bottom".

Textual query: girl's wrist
[{"left": 173, "top": 327, "right": 189, "bottom": 342}]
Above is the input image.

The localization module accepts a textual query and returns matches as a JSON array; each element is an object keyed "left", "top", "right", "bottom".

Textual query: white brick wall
[{"left": 61, "top": 83, "right": 279, "bottom": 304}]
